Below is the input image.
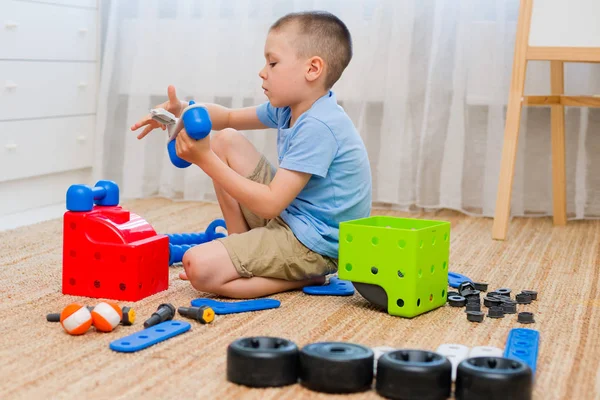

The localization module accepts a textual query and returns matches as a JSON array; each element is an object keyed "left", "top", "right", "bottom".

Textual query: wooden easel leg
[
  {"left": 550, "top": 61, "right": 567, "bottom": 225},
  {"left": 492, "top": 77, "right": 527, "bottom": 240},
  {"left": 492, "top": 0, "right": 533, "bottom": 241}
]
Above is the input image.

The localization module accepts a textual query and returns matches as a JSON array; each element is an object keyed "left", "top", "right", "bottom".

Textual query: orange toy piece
[
  {"left": 60, "top": 303, "right": 93, "bottom": 335},
  {"left": 91, "top": 302, "right": 123, "bottom": 332}
]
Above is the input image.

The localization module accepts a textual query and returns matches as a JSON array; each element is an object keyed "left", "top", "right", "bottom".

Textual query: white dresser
[{"left": 0, "top": 0, "right": 99, "bottom": 227}]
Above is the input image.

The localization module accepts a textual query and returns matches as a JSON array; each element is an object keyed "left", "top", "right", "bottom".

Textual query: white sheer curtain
[{"left": 95, "top": 0, "right": 600, "bottom": 219}]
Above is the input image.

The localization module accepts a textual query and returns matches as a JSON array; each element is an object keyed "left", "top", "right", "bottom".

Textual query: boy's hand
[
  {"left": 130, "top": 85, "right": 184, "bottom": 139},
  {"left": 175, "top": 128, "right": 211, "bottom": 165}
]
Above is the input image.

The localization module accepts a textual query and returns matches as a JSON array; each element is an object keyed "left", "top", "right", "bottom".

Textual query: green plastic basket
[{"left": 338, "top": 216, "right": 450, "bottom": 318}]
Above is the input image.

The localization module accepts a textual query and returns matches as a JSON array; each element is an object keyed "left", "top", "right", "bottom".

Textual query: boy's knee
[
  {"left": 182, "top": 250, "right": 213, "bottom": 292},
  {"left": 212, "top": 128, "right": 241, "bottom": 159}
]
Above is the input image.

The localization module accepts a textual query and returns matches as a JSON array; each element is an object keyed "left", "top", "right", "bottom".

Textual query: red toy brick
[{"left": 62, "top": 205, "right": 169, "bottom": 301}]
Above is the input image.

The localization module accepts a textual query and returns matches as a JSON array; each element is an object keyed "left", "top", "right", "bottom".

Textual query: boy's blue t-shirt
[{"left": 256, "top": 91, "right": 372, "bottom": 259}]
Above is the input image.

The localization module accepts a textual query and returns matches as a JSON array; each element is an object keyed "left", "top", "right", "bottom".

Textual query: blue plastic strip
[
  {"left": 190, "top": 298, "right": 280, "bottom": 315},
  {"left": 303, "top": 277, "right": 355, "bottom": 296},
  {"left": 448, "top": 271, "right": 473, "bottom": 288},
  {"left": 109, "top": 321, "right": 191, "bottom": 353},
  {"left": 503, "top": 328, "right": 540, "bottom": 376}
]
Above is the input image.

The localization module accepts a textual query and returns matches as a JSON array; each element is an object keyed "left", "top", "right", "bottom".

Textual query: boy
[{"left": 131, "top": 11, "right": 371, "bottom": 299}]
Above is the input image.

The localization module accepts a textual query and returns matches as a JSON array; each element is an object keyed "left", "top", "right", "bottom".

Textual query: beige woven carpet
[{"left": 1, "top": 198, "right": 599, "bottom": 400}]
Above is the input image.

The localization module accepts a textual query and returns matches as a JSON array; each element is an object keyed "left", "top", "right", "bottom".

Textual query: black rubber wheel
[
  {"left": 227, "top": 337, "right": 299, "bottom": 387},
  {"left": 455, "top": 357, "right": 533, "bottom": 400},
  {"left": 376, "top": 349, "right": 452, "bottom": 400},
  {"left": 299, "top": 342, "right": 374, "bottom": 393}
]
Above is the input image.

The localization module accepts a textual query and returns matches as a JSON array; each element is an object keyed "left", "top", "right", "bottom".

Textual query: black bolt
[
  {"left": 121, "top": 306, "right": 136, "bottom": 326},
  {"left": 487, "top": 306, "right": 505, "bottom": 319},
  {"left": 466, "top": 296, "right": 480, "bottom": 304},
  {"left": 520, "top": 290, "right": 538, "bottom": 301},
  {"left": 473, "top": 282, "right": 488, "bottom": 292},
  {"left": 178, "top": 306, "right": 215, "bottom": 324},
  {"left": 515, "top": 293, "right": 532, "bottom": 304},
  {"left": 143, "top": 303, "right": 176, "bottom": 328},
  {"left": 518, "top": 312, "right": 535, "bottom": 324},
  {"left": 46, "top": 313, "right": 60, "bottom": 322},
  {"left": 466, "top": 311, "right": 484, "bottom": 323},
  {"left": 447, "top": 291, "right": 460, "bottom": 298},
  {"left": 448, "top": 295, "right": 467, "bottom": 307}
]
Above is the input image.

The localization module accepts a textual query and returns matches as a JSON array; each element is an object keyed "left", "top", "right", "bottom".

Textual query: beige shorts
[{"left": 217, "top": 156, "right": 338, "bottom": 281}]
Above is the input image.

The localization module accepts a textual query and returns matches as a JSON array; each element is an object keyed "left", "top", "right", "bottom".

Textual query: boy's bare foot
[{"left": 309, "top": 276, "right": 327, "bottom": 286}]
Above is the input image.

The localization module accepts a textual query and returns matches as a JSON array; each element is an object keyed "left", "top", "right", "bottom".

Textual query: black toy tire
[
  {"left": 227, "top": 337, "right": 299, "bottom": 387},
  {"left": 376, "top": 349, "right": 452, "bottom": 400},
  {"left": 299, "top": 342, "right": 374, "bottom": 393},
  {"left": 455, "top": 356, "right": 533, "bottom": 400}
]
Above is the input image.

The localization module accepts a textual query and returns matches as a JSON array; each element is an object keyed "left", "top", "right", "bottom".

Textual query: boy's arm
[
  {"left": 194, "top": 103, "right": 268, "bottom": 131},
  {"left": 133, "top": 86, "right": 270, "bottom": 139},
  {"left": 196, "top": 150, "right": 310, "bottom": 220}
]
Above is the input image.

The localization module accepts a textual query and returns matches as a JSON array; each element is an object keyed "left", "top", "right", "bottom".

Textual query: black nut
[
  {"left": 483, "top": 296, "right": 501, "bottom": 308},
  {"left": 502, "top": 302, "right": 517, "bottom": 314},
  {"left": 459, "top": 282, "right": 476, "bottom": 297},
  {"left": 473, "top": 282, "right": 488, "bottom": 292},
  {"left": 495, "top": 288, "right": 512, "bottom": 297},
  {"left": 466, "top": 311, "right": 485, "bottom": 323},
  {"left": 487, "top": 306, "right": 505, "bottom": 319},
  {"left": 464, "top": 290, "right": 481, "bottom": 299},
  {"left": 518, "top": 312, "right": 535, "bottom": 324},
  {"left": 520, "top": 290, "right": 538, "bottom": 301},
  {"left": 515, "top": 293, "right": 532, "bottom": 304},
  {"left": 448, "top": 295, "right": 467, "bottom": 307},
  {"left": 465, "top": 303, "right": 481, "bottom": 312}
]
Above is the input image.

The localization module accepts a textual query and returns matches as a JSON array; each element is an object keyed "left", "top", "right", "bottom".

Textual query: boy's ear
[{"left": 305, "top": 56, "right": 325, "bottom": 83}]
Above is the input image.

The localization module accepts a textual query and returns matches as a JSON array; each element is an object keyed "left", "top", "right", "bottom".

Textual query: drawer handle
[
  {"left": 5, "top": 81, "right": 17, "bottom": 90},
  {"left": 78, "top": 81, "right": 88, "bottom": 88},
  {"left": 76, "top": 136, "right": 87, "bottom": 143},
  {"left": 5, "top": 143, "right": 17, "bottom": 151},
  {"left": 78, "top": 28, "right": 88, "bottom": 34},
  {"left": 5, "top": 21, "right": 18, "bottom": 29}
]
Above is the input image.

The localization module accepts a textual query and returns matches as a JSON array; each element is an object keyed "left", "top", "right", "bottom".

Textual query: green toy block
[{"left": 338, "top": 216, "right": 450, "bottom": 318}]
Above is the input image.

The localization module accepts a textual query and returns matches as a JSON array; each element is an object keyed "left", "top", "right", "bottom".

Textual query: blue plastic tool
[
  {"left": 109, "top": 320, "right": 191, "bottom": 353},
  {"left": 503, "top": 328, "right": 540, "bottom": 375},
  {"left": 190, "top": 298, "right": 280, "bottom": 315},
  {"left": 303, "top": 277, "right": 355, "bottom": 296},
  {"left": 166, "top": 218, "right": 227, "bottom": 265},
  {"left": 448, "top": 271, "right": 473, "bottom": 288}
]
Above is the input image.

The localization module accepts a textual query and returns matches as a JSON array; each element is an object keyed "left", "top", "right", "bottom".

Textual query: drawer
[
  {"left": 0, "top": 61, "right": 97, "bottom": 120},
  {"left": 0, "top": 1, "right": 97, "bottom": 61},
  {"left": 0, "top": 168, "right": 92, "bottom": 218},
  {"left": 28, "top": 1, "right": 97, "bottom": 7},
  {"left": 0, "top": 115, "right": 95, "bottom": 182}
]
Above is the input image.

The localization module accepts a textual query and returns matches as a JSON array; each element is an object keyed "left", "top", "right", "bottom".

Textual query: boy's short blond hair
[{"left": 270, "top": 11, "right": 353, "bottom": 89}]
